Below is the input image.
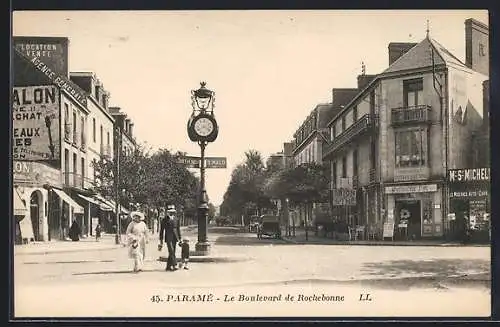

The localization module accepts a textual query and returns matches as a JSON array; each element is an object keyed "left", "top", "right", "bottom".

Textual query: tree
[{"left": 221, "top": 149, "right": 273, "bottom": 225}]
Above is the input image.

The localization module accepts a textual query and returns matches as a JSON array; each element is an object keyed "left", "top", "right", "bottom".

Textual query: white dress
[{"left": 126, "top": 220, "right": 149, "bottom": 271}]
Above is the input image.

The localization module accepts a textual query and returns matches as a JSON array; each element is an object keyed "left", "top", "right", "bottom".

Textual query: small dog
[{"left": 178, "top": 238, "right": 190, "bottom": 270}]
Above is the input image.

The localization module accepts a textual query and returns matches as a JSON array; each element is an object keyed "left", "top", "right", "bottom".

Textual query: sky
[{"left": 12, "top": 10, "right": 488, "bottom": 206}]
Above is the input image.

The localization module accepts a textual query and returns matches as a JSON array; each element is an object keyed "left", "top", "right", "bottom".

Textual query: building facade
[
  {"left": 320, "top": 18, "right": 489, "bottom": 241},
  {"left": 12, "top": 36, "right": 88, "bottom": 242}
]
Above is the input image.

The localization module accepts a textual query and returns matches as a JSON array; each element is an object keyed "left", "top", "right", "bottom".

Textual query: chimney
[
  {"left": 388, "top": 42, "right": 418, "bottom": 65},
  {"left": 357, "top": 74, "right": 377, "bottom": 90},
  {"left": 465, "top": 18, "right": 489, "bottom": 76}
]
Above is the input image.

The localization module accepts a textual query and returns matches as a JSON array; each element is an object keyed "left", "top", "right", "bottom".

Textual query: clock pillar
[{"left": 196, "top": 140, "right": 210, "bottom": 255}]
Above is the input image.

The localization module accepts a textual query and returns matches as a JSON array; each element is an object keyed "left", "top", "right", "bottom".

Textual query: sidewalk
[
  {"left": 14, "top": 225, "right": 199, "bottom": 256},
  {"left": 281, "top": 230, "right": 489, "bottom": 247}
]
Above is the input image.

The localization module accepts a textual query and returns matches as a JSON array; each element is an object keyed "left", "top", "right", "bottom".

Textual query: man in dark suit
[{"left": 159, "top": 205, "right": 182, "bottom": 271}]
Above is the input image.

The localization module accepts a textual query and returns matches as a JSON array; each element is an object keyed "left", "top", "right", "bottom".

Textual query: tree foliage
[
  {"left": 264, "top": 162, "right": 330, "bottom": 206},
  {"left": 91, "top": 145, "right": 200, "bottom": 214},
  {"left": 220, "top": 150, "right": 273, "bottom": 220}
]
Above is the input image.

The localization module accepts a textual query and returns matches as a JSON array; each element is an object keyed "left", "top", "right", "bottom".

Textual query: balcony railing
[
  {"left": 369, "top": 168, "right": 376, "bottom": 184},
  {"left": 352, "top": 175, "right": 359, "bottom": 189},
  {"left": 72, "top": 130, "right": 80, "bottom": 147},
  {"left": 323, "top": 114, "right": 377, "bottom": 157},
  {"left": 391, "top": 105, "right": 432, "bottom": 126},
  {"left": 63, "top": 172, "right": 84, "bottom": 189}
]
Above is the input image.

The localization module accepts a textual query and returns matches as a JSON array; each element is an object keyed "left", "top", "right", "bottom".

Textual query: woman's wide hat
[
  {"left": 130, "top": 211, "right": 145, "bottom": 221},
  {"left": 166, "top": 205, "right": 176, "bottom": 213}
]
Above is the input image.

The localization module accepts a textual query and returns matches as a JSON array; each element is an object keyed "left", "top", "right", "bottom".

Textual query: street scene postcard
[{"left": 11, "top": 10, "right": 491, "bottom": 319}]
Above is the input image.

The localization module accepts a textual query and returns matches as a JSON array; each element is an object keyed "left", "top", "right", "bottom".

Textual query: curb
[
  {"left": 281, "top": 237, "right": 489, "bottom": 247},
  {"left": 14, "top": 245, "right": 122, "bottom": 256}
]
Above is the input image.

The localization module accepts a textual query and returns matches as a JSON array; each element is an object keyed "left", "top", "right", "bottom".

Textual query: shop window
[
  {"left": 342, "top": 156, "right": 347, "bottom": 178},
  {"left": 353, "top": 149, "right": 358, "bottom": 177},
  {"left": 404, "top": 78, "right": 423, "bottom": 107},
  {"left": 395, "top": 128, "right": 427, "bottom": 167},
  {"left": 332, "top": 161, "right": 337, "bottom": 189}
]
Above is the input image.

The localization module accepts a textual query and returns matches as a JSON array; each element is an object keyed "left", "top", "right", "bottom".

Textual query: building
[
  {"left": 321, "top": 18, "right": 488, "bottom": 241},
  {"left": 322, "top": 73, "right": 380, "bottom": 229},
  {"left": 109, "top": 107, "right": 137, "bottom": 156},
  {"left": 12, "top": 36, "right": 87, "bottom": 242},
  {"left": 69, "top": 72, "right": 118, "bottom": 235}
]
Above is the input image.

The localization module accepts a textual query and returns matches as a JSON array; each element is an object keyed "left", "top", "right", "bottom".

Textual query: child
[
  {"left": 178, "top": 237, "right": 190, "bottom": 270},
  {"left": 95, "top": 223, "right": 102, "bottom": 242}
]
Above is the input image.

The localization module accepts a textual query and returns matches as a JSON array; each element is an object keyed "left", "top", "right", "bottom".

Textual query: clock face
[{"left": 194, "top": 117, "right": 214, "bottom": 137}]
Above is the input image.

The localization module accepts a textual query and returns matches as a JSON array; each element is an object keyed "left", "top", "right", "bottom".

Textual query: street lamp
[
  {"left": 187, "top": 82, "right": 219, "bottom": 255},
  {"left": 114, "top": 126, "right": 122, "bottom": 245}
]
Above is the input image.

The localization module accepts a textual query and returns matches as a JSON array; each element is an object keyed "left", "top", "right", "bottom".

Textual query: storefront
[
  {"left": 448, "top": 168, "right": 490, "bottom": 243},
  {"left": 385, "top": 182, "right": 443, "bottom": 240}
]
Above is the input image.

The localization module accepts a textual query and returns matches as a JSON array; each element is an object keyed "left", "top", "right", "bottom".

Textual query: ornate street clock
[{"left": 187, "top": 112, "right": 218, "bottom": 143}]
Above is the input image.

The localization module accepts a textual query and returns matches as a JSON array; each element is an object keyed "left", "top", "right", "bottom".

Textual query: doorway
[
  {"left": 396, "top": 199, "right": 422, "bottom": 240},
  {"left": 30, "top": 191, "right": 41, "bottom": 241}
]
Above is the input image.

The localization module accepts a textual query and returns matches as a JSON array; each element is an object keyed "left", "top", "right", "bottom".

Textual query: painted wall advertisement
[
  {"left": 13, "top": 161, "right": 62, "bottom": 186},
  {"left": 12, "top": 85, "right": 60, "bottom": 161},
  {"left": 13, "top": 36, "right": 69, "bottom": 76}
]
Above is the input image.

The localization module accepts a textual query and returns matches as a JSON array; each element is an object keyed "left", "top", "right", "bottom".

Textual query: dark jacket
[{"left": 159, "top": 216, "right": 181, "bottom": 243}]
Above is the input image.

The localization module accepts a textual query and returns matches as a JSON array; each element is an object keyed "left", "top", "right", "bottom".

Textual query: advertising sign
[
  {"left": 13, "top": 36, "right": 69, "bottom": 76},
  {"left": 448, "top": 168, "right": 490, "bottom": 183},
  {"left": 384, "top": 184, "right": 437, "bottom": 194},
  {"left": 331, "top": 188, "right": 356, "bottom": 206},
  {"left": 13, "top": 161, "right": 62, "bottom": 187},
  {"left": 12, "top": 85, "right": 60, "bottom": 161},
  {"left": 13, "top": 45, "right": 87, "bottom": 108}
]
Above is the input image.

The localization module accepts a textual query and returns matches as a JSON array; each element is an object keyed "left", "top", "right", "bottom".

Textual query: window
[
  {"left": 353, "top": 106, "right": 358, "bottom": 122},
  {"left": 479, "top": 43, "right": 486, "bottom": 57},
  {"left": 370, "top": 91, "right": 375, "bottom": 114},
  {"left": 395, "top": 128, "right": 427, "bottom": 167},
  {"left": 100, "top": 125, "right": 103, "bottom": 146},
  {"left": 342, "top": 156, "right": 347, "bottom": 178},
  {"left": 342, "top": 116, "right": 346, "bottom": 131},
  {"left": 72, "top": 111, "right": 77, "bottom": 140},
  {"left": 404, "top": 78, "right": 423, "bottom": 107},
  {"left": 353, "top": 148, "right": 358, "bottom": 177},
  {"left": 81, "top": 158, "right": 85, "bottom": 180},
  {"left": 370, "top": 140, "right": 376, "bottom": 169},
  {"left": 92, "top": 118, "right": 96, "bottom": 142},
  {"left": 80, "top": 116, "right": 85, "bottom": 146},
  {"left": 331, "top": 125, "right": 336, "bottom": 141},
  {"left": 64, "top": 104, "right": 69, "bottom": 124},
  {"left": 332, "top": 161, "right": 337, "bottom": 189},
  {"left": 107, "top": 131, "right": 110, "bottom": 145}
]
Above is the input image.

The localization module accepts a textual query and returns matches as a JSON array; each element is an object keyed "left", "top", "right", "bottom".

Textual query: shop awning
[
  {"left": 77, "top": 194, "right": 101, "bottom": 206},
  {"left": 53, "top": 189, "right": 84, "bottom": 214},
  {"left": 94, "top": 195, "right": 115, "bottom": 212},
  {"left": 107, "top": 199, "right": 130, "bottom": 214},
  {"left": 14, "top": 190, "right": 27, "bottom": 216}
]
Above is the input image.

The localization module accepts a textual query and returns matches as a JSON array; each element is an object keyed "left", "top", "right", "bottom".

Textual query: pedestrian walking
[
  {"left": 158, "top": 205, "right": 182, "bottom": 271},
  {"left": 95, "top": 222, "right": 102, "bottom": 242},
  {"left": 69, "top": 219, "right": 81, "bottom": 241},
  {"left": 126, "top": 212, "right": 150, "bottom": 273},
  {"left": 178, "top": 237, "right": 190, "bottom": 270}
]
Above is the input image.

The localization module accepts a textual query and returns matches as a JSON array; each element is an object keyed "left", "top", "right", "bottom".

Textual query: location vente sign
[{"left": 12, "top": 85, "right": 60, "bottom": 161}]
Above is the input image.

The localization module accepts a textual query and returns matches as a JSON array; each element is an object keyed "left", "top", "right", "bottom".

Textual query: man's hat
[{"left": 167, "top": 205, "right": 176, "bottom": 213}]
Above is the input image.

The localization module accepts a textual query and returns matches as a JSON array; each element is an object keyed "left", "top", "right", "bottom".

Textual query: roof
[{"left": 383, "top": 36, "right": 467, "bottom": 74}]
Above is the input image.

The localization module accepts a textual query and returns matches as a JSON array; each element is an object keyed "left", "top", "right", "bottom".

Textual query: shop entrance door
[
  {"left": 30, "top": 192, "right": 41, "bottom": 241},
  {"left": 396, "top": 200, "right": 422, "bottom": 240}
]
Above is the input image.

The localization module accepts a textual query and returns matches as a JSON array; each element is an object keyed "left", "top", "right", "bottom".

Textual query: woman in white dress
[{"left": 126, "top": 212, "right": 150, "bottom": 272}]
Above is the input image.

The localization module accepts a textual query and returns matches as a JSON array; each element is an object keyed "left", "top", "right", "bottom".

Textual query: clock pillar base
[{"left": 194, "top": 242, "right": 210, "bottom": 256}]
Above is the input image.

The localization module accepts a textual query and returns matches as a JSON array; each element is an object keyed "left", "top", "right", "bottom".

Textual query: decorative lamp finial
[{"left": 426, "top": 20, "right": 430, "bottom": 38}]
